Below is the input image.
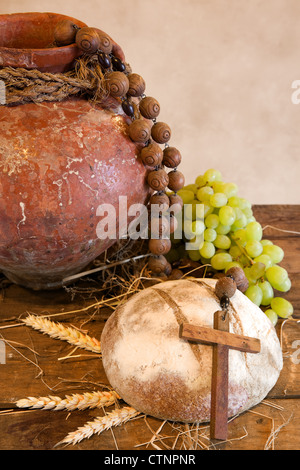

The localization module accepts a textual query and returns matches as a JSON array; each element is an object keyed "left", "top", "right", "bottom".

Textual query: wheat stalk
[
  {"left": 55, "top": 406, "right": 141, "bottom": 447},
  {"left": 22, "top": 314, "right": 101, "bottom": 354},
  {"left": 16, "top": 390, "right": 120, "bottom": 411}
]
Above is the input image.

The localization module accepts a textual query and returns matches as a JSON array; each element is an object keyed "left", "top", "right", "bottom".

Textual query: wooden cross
[{"left": 179, "top": 310, "right": 261, "bottom": 441}]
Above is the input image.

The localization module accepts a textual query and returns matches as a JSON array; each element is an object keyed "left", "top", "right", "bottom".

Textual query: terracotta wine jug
[{"left": 0, "top": 12, "right": 150, "bottom": 290}]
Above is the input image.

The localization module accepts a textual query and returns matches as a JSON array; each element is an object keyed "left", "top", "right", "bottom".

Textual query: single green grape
[
  {"left": 223, "top": 182, "right": 238, "bottom": 198},
  {"left": 228, "top": 196, "right": 241, "bottom": 208},
  {"left": 264, "top": 309, "right": 278, "bottom": 326},
  {"left": 245, "top": 221, "right": 263, "bottom": 241},
  {"left": 203, "top": 168, "right": 222, "bottom": 183},
  {"left": 210, "top": 192, "right": 228, "bottom": 208},
  {"left": 232, "top": 213, "right": 247, "bottom": 230},
  {"left": 229, "top": 245, "right": 242, "bottom": 259},
  {"left": 242, "top": 207, "right": 253, "bottom": 218},
  {"left": 177, "top": 189, "right": 195, "bottom": 204},
  {"left": 218, "top": 205, "right": 236, "bottom": 226},
  {"left": 239, "top": 198, "right": 251, "bottom": 210},
  {"left": 183, "top": 183, "right": 198, "bottom": 195},
  {"left": 232, "top": 229, "right": 247, "bottom": 246},
  {"left": 245, "top": 240, "right": 263, "bottom": 257},
  {"left": 271, "top": 297, "right": 293, "bottom": 318},
  {"left": 210, "top": 252, "right": 232, "bottom": 270},
  {"left": 253, "top": 254, "right": 273, "bottom": 270},
  {"left": 260, "top": 239, "right": 273, "bottom": 247},
  {"left": 258, "top": 280, "right": 274, "bottom": 306},
  {"left": 204, "top": 228, "right": 217, "bottom": 242},
  {"left": 195, "top": 175, "right": 206, "bottom": 187},
  {"left": 196, "top": 186, "right": 214, "bottom": 202},
  {"left": 262, "top": 244, "right": 284, "bottom": 264},
  {"left": 249, "top": 262, "right": 266, "bottom": 280},
  {"left": 214, "top": 234, "right": 231, "bottom": 250},
  {"left": 200, "top": 241, "right": 215, "bottom": 259},
  {"left": 216, "top": 223, "right": 231, "bottom": 235},
  {"left": 278, "top": 277, "right": 291, "bottom": 292},
  {"left": 245, "top": 285, "right": 263, "bottom": 306},
  {"left": 244, "top": 266, "right": 256, "bottom": 285},
  {"left": 205, "top": 213, "right": 219, "bottom": 229},
  {"left": 203, "top": 203, "right": 214, "bottom": 217},
  {"left": 191, "top": 220, "right": 205, "bottom": 235},
  {"left": 211, "top": 181, "right": 225, "bottom": 193},
  {"left": 266, "top": 265, "right": 288, "bottom": 290},
  {"left": 239, "top": 254, "right": 251, "bottom": 268}
]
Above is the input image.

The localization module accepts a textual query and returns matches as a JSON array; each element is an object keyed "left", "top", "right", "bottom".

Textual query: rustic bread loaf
[{"left": 101, "top": 278, "right": 283, "bottom": 423}]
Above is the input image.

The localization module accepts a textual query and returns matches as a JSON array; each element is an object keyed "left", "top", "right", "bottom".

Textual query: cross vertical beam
[
  {"left": 180, "top": 312, "right": 260, "bottom": 441},
  {"left": 210, "top": 310, "right": 229, "bottom": 440}
]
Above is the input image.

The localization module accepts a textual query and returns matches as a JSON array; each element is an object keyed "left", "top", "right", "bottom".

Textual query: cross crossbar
[{"left": 180, "top": 323, "right": 261, "bottom": 354}]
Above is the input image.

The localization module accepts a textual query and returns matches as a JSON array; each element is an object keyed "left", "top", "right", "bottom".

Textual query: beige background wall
[{"left": 2, "top": 0, "right": 300, "bottom": 204}]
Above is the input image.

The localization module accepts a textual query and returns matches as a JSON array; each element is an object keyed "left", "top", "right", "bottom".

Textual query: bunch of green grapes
[{"left": 167, "top": 168, "right": 293, "bottom": 326}]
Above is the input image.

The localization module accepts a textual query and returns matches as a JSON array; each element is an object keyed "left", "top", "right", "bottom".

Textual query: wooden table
[{"left": 0, "top": 205, "right": 299, "bottom": 451}]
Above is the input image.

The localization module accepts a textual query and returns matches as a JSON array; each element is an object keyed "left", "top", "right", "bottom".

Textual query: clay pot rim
[
  {"left": 0, "top": 12, "right": 86, "bottom": 72},
  {"left": 0, "top": 42, "right": 79, "bottom": 54}
]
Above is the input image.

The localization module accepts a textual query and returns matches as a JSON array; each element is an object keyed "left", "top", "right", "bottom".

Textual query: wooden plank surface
[{"left": 0, "top": 205, "right": 299, "bottom": 450}]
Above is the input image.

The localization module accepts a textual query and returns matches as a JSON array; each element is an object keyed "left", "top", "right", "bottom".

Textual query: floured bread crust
[{"left": 101, "top": 278, "right": 283, "bottom": 423}]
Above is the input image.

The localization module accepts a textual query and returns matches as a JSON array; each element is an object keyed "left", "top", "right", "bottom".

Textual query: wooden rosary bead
[
  {"left": 215, "top": 276, "right": 237, "bottom": 300},
  {"left": 106, "top": 71, "right": 129, "bottom": 98},
  {"left": 167, "top": 170, "right": 185, "bottom": 192},
  {"left": 151, "top": 122, "right": 171, "bottom": 144},
  {"left": 96, "top": 30, "right": 113, "bottom": 54},
  {"left": 163, "top": 147, "right": 182, "bottom": 168},
  {"left": 148, "top": 255, "right": 168, "bottom": 274},
  {"left": 150, "top": 215, "right": 170, "bottom": 238},
  {"left": 164, "top": 261, "right": 173, "bottom": 276},
  {"left": 149, "top": 192, "right": 169, "bottom": 212},
  {"left": 111, "top": 56, "right": 126, "bottom": 72},
  {"left": 149, "top": 238, "right": 171, "bottom": 256},
  {"left": 127, "top": 73, "right": 146, "bottom": 97},
  {"left": 139, "top": 96, "right": 160, "bottom": 119},
  {"left": 140, "top": 143, "right": 163, "bottom": 167},
  {"left": 147, "top": 169, "right": 169, "bottom": 191},
  {"left": 128, "top": 119, "right": 151, "bottom": 143},
  {"left": 226, "top": 266, "right": 249, "bottom": 293},
  {"left": 54, "top": 19, "right": 79, "bottom": 46},
  {"left": 98, "top": 52, "right": 111, "bottom": 69},
  {"left": 168, "top": 193, "right": 183, "bottom": 214},
  {"left": 169, "top": 214, "right": 178, "bottom": 234},
  {"left": 76, "top": 27, "right": 100, "bottom": 53},
  {"left": 122, "top": 99, "right": 134, "bottom": 117},
  {"left": 168, "top": 268, "right": 184, "bottom": 280}
]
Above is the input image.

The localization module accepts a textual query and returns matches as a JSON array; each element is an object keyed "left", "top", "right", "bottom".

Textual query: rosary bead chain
[{"left": 53, "top": 20, "right": 185, "bottom": 277}]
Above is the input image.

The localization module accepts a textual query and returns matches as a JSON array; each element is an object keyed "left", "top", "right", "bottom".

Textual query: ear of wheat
[
  {"left": 55, "top": 406, "right": 141, "bottom": 447},
  {"left": 22, "top": 314, "right": 101, "bottom": 354},
  {"left": 16, "top": 390, "right": 120, "bottom": 411}
]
